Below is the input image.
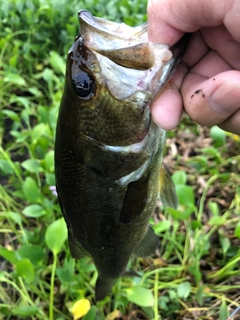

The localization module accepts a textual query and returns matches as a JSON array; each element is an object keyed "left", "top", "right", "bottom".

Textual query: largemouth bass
[{"left": 55, "top": 10, "right": 187, "bottom": 301}]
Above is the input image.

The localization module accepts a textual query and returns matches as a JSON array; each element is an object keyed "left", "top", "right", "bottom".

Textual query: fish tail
[{"left": 95, "top": 276, "right": 114, "bottom": 301}]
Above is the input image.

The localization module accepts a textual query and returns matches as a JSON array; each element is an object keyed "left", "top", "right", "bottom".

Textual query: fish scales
[
  {"left": 55, "top": 9, "right": 188, "bottom": 301},
  {"left": 56, "top": 140, "right": 162, "bottom": 291},
  {"left": 61, "top": 82, "right": 150, "bottom": 145},
  {"left": 68, "top": 38, "right": 151, "bottom": 145}
]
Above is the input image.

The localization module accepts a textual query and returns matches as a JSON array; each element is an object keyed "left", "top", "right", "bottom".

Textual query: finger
[
  {"left": 182, "top": 31, "right": 209, "bottom": 68},
  {"left": 219, "top": 109, "right": 240, "bottom": 135},
  {"left": 181, "top": 70, "right": 240, "bottom": 129},
  {"left": 201, "top": 26, "right": 240, "bottom": 70},
  {"left": 150, "top": 59, "right": 189, "bottom": 130},
  {"left": 149, "top": 49, "right": 235, "bottom": 130},
  {"left": 224, "top": 0, "right": 240, "bottom": 41},
  {"left": 147, "top": 11, "right": 183, "bottom": 44},
  {"left": 183, "top": 27, "right": 240, "bottom": 70},
  {"left": 151, "top": 87, "right": 183, "bottom": 130},
  {"left": 190, "top": 50, "right": 232, "bottom": 78},
  {"left": 147, "top": 0, "right": 240, "bottom": 44},
  {"left": 147, "top": 0, "right": 224, "bottom": 44}
]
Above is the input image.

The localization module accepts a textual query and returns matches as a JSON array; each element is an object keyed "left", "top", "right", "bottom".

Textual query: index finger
[
  {"left": 147, "top": 1, "right": 184, "bottom": 44},
  {"left": 147, "top": 0, "right": 240, "bottom": 44}
]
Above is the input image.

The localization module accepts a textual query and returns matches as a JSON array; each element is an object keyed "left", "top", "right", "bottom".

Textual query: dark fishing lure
[{"left": 55, "top": 10, "right": 187, "bottom": 301}]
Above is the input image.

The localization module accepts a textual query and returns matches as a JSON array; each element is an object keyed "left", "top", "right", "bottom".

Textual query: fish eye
[{"left": 72, "top": 71, "right": 95, "bottom": 99}]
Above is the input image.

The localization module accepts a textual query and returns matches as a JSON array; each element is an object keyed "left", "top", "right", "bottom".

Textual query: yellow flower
[{"left": 70, "top": 298, "right": 91, "bottom": 320}]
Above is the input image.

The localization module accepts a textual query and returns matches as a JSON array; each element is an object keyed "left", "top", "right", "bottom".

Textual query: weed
[{"left": 0, "top": 0, "right": 240, "bottom": 319}]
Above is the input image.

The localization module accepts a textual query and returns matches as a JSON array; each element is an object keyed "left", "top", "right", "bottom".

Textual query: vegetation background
[{"left": 0, "top": 0, "right": 240, "bottom": 319}]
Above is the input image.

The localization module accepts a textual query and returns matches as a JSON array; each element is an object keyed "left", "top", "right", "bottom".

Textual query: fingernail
[{"left": 209, "top": 83, "right": 240, "bottom": 114}]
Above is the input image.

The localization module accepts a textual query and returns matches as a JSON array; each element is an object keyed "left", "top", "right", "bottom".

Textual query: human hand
[{"left": 147, "top": 0, "right": 240, "bottom": 135}]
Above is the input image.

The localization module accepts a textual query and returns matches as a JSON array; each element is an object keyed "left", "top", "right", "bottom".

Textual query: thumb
[
  {"left": 151, "top": 86, "right": 183, "bottom": 130},
  {"left": 182, "top": 70, "right": 240, "bottom": 133}
]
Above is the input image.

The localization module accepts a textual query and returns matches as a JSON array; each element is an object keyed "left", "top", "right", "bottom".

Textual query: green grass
[{"left": 1, "top": 0, "right": 240, "bottom": 319}]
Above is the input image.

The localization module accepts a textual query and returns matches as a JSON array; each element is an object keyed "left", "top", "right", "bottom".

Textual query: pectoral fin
[
  {"left": 119, "top": 172, "right": 149, "bottom": 224},
  {"left": 133, "top": 225, "right": 159, "bottom": 257},
  {"left": 159, "top": 164, "right": 178, "bottom": 209}
]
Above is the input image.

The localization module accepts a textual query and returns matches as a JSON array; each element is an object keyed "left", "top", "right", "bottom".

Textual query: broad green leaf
[
  {"left": 70, "top": 299, "right": 91, "bottom": 320},
  {"left": 0, "top": 247, "right": 18, "bottom": 264},
  {"left": 191, "top": 220, "right": 202, "bottom": 230},
  {"left": 177, "top": 281, "right": 191, "bottom": 299},
  {"left": 234, "top": 222, "right": 240, "bottom": 238},
  {"left": 16, "top": 259, "right": 35, "bottom": 283},
  {"left": 208, "top": 201, "right": 219, "bottom": 216},
  {"left": 2, "top": 109, "right": 20, "bottom": 122},
  {"left": 219, "top": 300, "right": 228, "bottom": 320},
  {"left": 83, "top": 306, "right": 97, "bottom": 320},
  {"left": 56, "top": 266, "right": 73, "bottom": 284},
  {"left": 10, "top": 129, "right": 29, "bottom": 143},
  {"left": 167, "top": 207, "right": 193, "bottom": 220},
  {"left": 153, "top": 220, "right": 171, "bottom": 234},
  {"left": 46, "top": 173, "right": 56, "bottom": 186},
  {"left": 12, "top": 305, "right": 39, "bottom": 316},
  {"left": 49, "top": 51, "right": 65, "bottom": 75},
  {"left": 168, "top": 290, "right": 177, "bottom": 300},
  {"left": 21, "top": 108, "right": 30, "bottom": 125},
  {"left": 0, "top": 271, "right": 7, "bottom": 281},
  {"left": 31, "top": 123, "right": 48, "bottom": 143},
  {"left": 172, "top": 170, "right": 187, "bottom": 185},
  {"left": 210, "top": 125, "right": 226, "bottom": 147},
  {"left": 22, "top": 159, "right": 43, "bottom": 173},
  {"left": 195, "top": 285, "right": 206, "bottom": 306},
  {"left": 125, "top": 286, "right": 154, "bottom": 307},
  {"left": 45, "top": 217, "right": 68, "bottom": 254},
  {"left": 22, "top": 204, "right": 46, "bottom": 218},
  {"left": 43, "top": 68, "right": 54, "bottom": 83},
  {"left": 28, "top": 86, "right": 42, "bottom": 97},
  {"left": 45, "top": 150, "right": 54, "bottom": 172},
  {"left": 169, "top": 184, "right": 196, "bottom": 218},
  {"left": 9, "top": 95, "right": 30, "bottom": 108},
  {"left": 22, "top": 177, "right": 42, "bottom": 202},
  {"left": 140, "top": 306, "right": 154, "bottom": 319},
  {"left": 176, "top": 185, "right": 195, "bottom": 206},
  {"left": 219, "top": 235, "right": 230, "bottom": 255},
  {"left": 3, "top": 211, "right": 22, "bottom": 225},
  {"left": 201, "top": 147, "right": 221, "bottom": 162},
  {"left": 0, "top": 159, "right": 14, "bottom": 174},
  {"left": 158, "top": 296, "right": 169, "bottom": 310},
  {"left": 4, "top": 73, "right": 26, "bottom": 86},
  {"left": 208, "top": 216, "right": 226, "bottom": 226},
  {"left": 188, "top": 263, "right": 202, "bottom": 284},
  {"left": 187, "top": 156, "right": 207, "bottom": 172},
  {"left": 16, "top": 244, "right": 44, "bottom": 265}
]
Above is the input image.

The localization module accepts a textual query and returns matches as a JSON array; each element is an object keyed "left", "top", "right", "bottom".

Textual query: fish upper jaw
[{"left": 76, "top": 10, "right": 173, "bottom": 101}]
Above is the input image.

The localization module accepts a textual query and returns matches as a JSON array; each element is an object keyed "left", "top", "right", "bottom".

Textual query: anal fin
[
  {"left": 133, "top": 226, "right": 159, "bottom": 257},
  {"left": 123, "top": 270, "right": 141, "bottom": 278}
]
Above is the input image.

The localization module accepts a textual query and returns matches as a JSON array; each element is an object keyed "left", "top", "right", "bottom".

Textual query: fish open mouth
[
  {"left": 74, "top": 10, "right": 174, "bottom": 102},
  {"left": 78, "top": 9, "right": 172, "bottom": 70}
]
